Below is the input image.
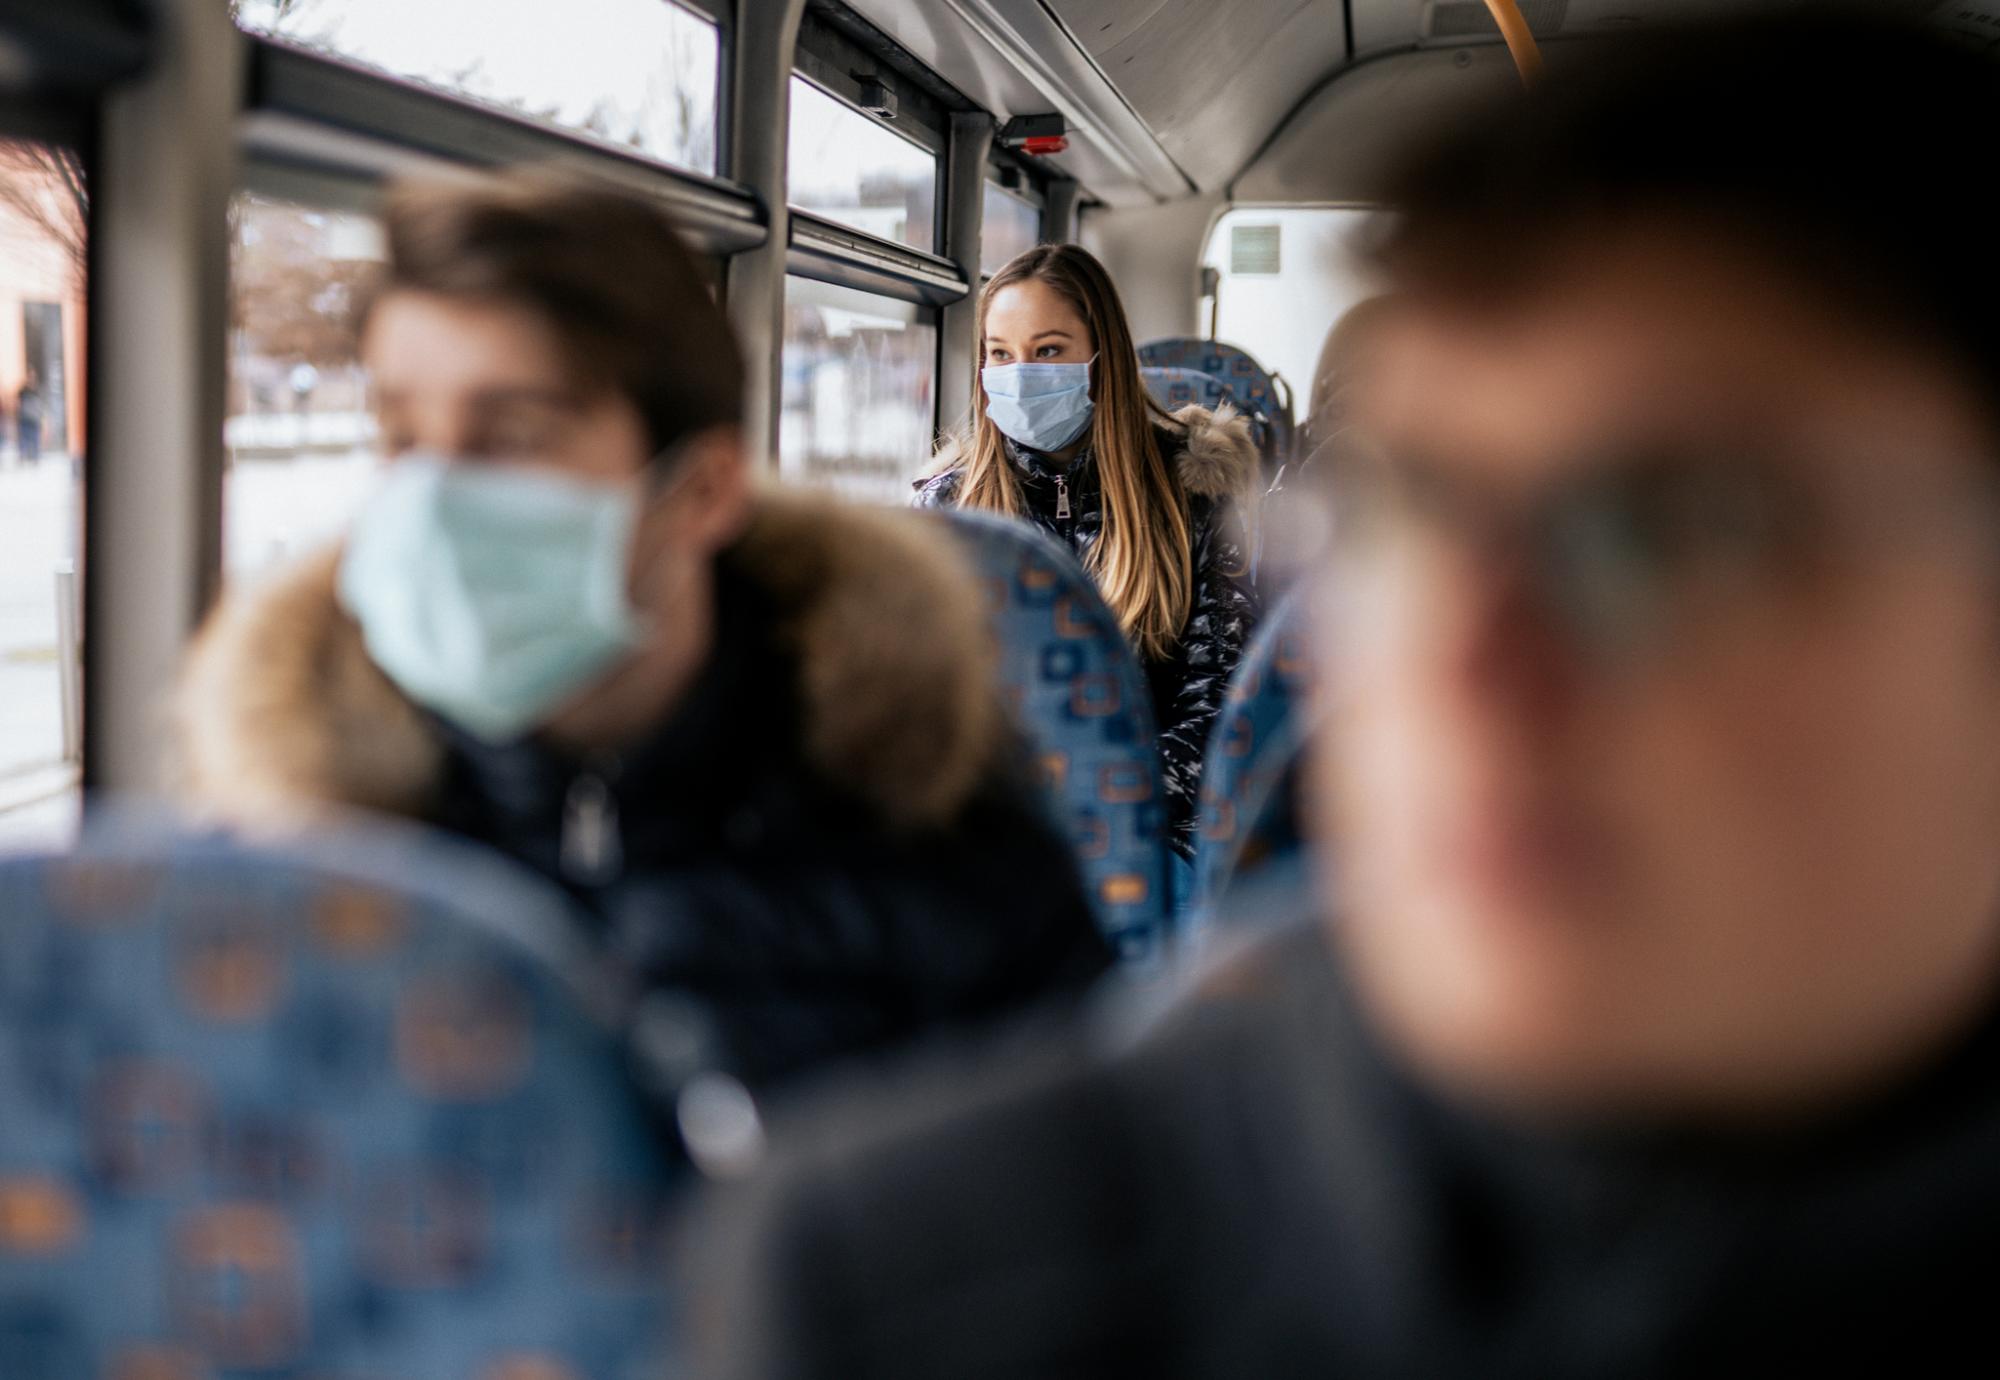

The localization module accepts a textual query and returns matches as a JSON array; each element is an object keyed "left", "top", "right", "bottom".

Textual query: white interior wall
[
  {"left": 1079, "top": 191, "right": 1224, "bottom": 346},
  {"left": 1199, "top": 207, "right": 1385, "bottom": 401}
]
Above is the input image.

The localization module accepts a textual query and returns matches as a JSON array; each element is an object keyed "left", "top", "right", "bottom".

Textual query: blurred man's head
[
  {"left": 351, "top": 173, "right": 752, "bottom": 749},
  {"left": 1315, "top": 11, "right": 2000, "bottom": 1124}
]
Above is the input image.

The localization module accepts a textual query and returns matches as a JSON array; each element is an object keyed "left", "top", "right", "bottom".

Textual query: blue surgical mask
[
  {"left": 982, "top": 357, "right": 1095, "bottom": 453},
  {"left": 336, "top": 455, "right": 646, "bottom": 743}
]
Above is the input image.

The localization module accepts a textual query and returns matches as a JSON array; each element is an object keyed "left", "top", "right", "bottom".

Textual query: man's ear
[{"left": 671, "top": 426, "right": 754, "bottom": 555}]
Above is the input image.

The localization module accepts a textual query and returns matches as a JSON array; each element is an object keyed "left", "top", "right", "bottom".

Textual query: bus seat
[
  {"left": 1137, "top": 338, "right": 1295, "bottom": 472},
  {"left": 1194, "top": 592, "right": 1317, "bottom": 919},
  {"left": 0, "top": 823, "right": 674, "bottom": 1379},
  {"left": 936, "top": 511, "right": 1173, "bottom": 962},
  {"left": 1138, "top": 366, "right": 1273, "bottom": 459}
]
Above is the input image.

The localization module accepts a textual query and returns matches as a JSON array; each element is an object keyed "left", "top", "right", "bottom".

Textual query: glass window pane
[
  {"left": 235, "top": 0, "right": 720, "bottom": 176},
  {"left": 980, "top": 181, "right": 1040, "bottom": 278},
  {"left": 787, "top": 77, "right": 937, "bottom": 253},
  {"left": 0, "top": 138, "right": 86, "bottom": 850},
  {"left": 781, "top": 278, "right": 937, "bottom": 503},
  {"left": 226, "top": 193, "right": 385, "bottom": 581}
]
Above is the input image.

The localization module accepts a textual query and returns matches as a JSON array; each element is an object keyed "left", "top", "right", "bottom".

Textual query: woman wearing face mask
[
  {"left": 174, "top": 173, "right": 1109, "bottom": 1116},
  {"left": 916, "top": 245, "right": 1261, "bottom": 871}
]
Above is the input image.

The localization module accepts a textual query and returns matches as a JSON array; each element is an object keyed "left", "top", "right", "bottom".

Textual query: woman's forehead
[{"left": 985, "top": 279, "right": 1087, "bottom": 337}]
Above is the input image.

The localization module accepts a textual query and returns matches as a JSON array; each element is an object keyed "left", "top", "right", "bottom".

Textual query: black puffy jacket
[
  {"left": 916, "top": 406, "right": 1262, "bottom": 858},
  {"left": 693, "top": 915, "right": 2000, "bottom": 1378},
  {"left": 173, "top": 491, "right": 1112, "bottom": 1103}
]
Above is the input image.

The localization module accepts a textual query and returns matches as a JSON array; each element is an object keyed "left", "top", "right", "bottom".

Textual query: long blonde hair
[{"left": 947, "top": 245, "right": 1193, "bottom": 661}]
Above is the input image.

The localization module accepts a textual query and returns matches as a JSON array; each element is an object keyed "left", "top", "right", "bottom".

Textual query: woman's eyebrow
[{"left": 982, "top": 329, "right": 1073, "bottom": 348}]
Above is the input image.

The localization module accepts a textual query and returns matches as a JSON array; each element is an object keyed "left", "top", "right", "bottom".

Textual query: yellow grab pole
[{"left": 1482, "top": 0, "right": 1545, "bottom": 88}]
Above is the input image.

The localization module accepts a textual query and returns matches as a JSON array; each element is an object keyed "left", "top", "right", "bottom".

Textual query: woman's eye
[
  {"left": 1036, "top": 345, "right": 1061, "bottom": 359},
  {"left": 987, "top": 350, "right": 1010, "bottom": 363}
]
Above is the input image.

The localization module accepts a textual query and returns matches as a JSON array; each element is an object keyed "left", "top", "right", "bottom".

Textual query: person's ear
[{"left": 669, "top": 426, "right": 754, "bottom": 556}]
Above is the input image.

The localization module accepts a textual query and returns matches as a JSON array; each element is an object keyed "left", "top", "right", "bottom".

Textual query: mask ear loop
[
  {"left": 624, "top": 434, "right": 712, "bottom": 605},
  {"left": 639, "top": 434, "right": 703, "bottom": 501}
]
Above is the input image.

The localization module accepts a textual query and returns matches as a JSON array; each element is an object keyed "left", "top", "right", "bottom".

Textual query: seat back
[
  {"left": 1137, "top": 338, "right": 1294, "bottom": 470},
  {"left": 1194, "top": 592, "right": 1316, "bottom": 914},
  {"left": 0, "top": 824, "right": 674, "bottom": 1379},
  {"left": 1138, "top": 366, "right": 1273, "bottom": 460},
  {"left": 937, "top": 511, "right": 1172, "bottom": 960}
]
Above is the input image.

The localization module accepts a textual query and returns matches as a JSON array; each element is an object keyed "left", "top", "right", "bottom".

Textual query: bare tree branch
[{"left": 0, "top": 141, "right": 88, "bottom": 282}]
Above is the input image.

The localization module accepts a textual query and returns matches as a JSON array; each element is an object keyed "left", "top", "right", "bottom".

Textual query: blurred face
[
  {"left": 1318, "top": 229, "right": 2000, "bottom": 1123},
  {"left": 982, "top": 279, "right": 1094, "bottom": 368},
  {"left": 362, "top": 290, "right": 749, "bottom": 743}
]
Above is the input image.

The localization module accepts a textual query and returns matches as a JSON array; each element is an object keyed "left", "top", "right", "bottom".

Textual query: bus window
[
  {"left": 0, "top": 138, "right": 86, "bottom": 850},
  {"left": 780, "top": 277, "right": 937, "bottom": 503},
  {"left": 225, "top": 194, "right": 383, "bottom": 580},
  {"left": 788, "top": 77, "right": 938, "bottom": 254},
  {"left": 235, "top": 0, "right": 721, "bottom": 176},
  {"left": 980, "top": 180, "right": 1040, "bottom": 278},
  {"left": 1197, "top": 207, "right": 1382, "bottom": 405}
]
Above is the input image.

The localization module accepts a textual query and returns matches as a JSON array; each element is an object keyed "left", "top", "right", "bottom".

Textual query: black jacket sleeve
[{"left": 1157, "top": 497, "right": 1261, "bottom": 860}]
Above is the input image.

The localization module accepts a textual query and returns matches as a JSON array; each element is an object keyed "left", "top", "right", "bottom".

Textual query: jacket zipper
[
  {"left": 1055, "top": 472, "right": 1071, "bottom": 521},
  {"left": 561, "top": 758, "right": 624, "bottom": 885}
]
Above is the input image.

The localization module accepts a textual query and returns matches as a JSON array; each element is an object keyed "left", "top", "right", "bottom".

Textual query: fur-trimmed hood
[
  {"left": 923, "top": 404, "right": 1259, "bottom": 500},
  {"left": 1164, "top": 403, "right": 1260, "bottom": 501},
  {"left": 172, "top": 490, "right": 1002, "bottom": 834}
]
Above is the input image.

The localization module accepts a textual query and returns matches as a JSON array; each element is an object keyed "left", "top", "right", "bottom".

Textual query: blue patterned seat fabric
[
  {"left": 1137, "top": 338, "right": 1295, "bottom": 472},
  {"left": 936, "top": 510, "right": 1172, "bottom": 962},
  {"left": 0, "top": 822, "right": 675, "bottom": 1380},
  {"left": 1137, "top": 367, "right": 1273, "bottom": 459},
  {"left": 1194, "top": 591, "right": 1316, "bottom": 917}
]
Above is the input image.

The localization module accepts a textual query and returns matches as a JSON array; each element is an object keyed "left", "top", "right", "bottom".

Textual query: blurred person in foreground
[
  {"left": 685, "top": 11, "right": 2000, "bottom": 1372},
  {"left": 1271, "top": 292, "right": 1393, "bottom": 495},
  {"left": 174, "top": 174, "right": 1108, "bottom": 1127}
]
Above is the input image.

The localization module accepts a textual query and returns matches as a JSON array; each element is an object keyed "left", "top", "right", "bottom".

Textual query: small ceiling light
[{"left": 999, "top": 113, "right": 1069, "bottom": 157}]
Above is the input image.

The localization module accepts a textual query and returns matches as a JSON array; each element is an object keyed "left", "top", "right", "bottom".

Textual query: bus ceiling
[{"left": 848, "top": 0, "right": 1831, "bottom": 211}]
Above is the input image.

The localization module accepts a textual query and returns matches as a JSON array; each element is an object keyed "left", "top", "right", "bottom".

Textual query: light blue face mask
[
  {"left": 336, "top": 456, "right": 647, "bottom": 743},
  {"left": 982, "top": 357, "right": 1095, "bottom": 453}
]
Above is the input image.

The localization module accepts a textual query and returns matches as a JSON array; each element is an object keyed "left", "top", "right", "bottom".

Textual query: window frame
[
  {"left": 790, "top": 43, "right": 950, "bottom": 160},
  {"left": 985, "top": 148, "right": 1049, "bottom": 210},
  {"left": 783, "top": 68, "right": 955, "bottom": 285},
  {"left": 237, "top": 0, "right": 733, "bottom": 186},
  {"left": 242, "top": 37, "right": 765, "bottom": 258},
  {"left": 0, "top": 0, "right": 150, "bottom": 98},
  {"left": 976, "top": 173, "right": 1043, "bottom": 279}
]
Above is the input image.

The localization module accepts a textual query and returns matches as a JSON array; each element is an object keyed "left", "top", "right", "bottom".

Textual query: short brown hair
[
  {"left": 371, "top": 170, "right": 743, "bottom": 461},
  {"left": 1377, "top": 8, "right": 2000, "bottom": 446}
]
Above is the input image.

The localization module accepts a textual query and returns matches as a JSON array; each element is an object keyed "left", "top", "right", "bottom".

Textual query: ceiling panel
[
  {"left": 1048, "top": 0, "right": 1349, "bottom": 191},
  {"left": 1232, "top": 43, "right": 1522, "bottom": 203},
  {"left": 1353, "top": 0, "right": 1939, "bottom": 57},
  {"left": 844, "top": 0, "right": 1192, "bottom": 205},
  {"left": 844, "top": 0, "right": 1946, "bottom": 209}
]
